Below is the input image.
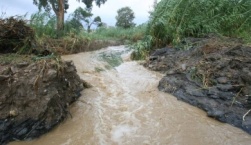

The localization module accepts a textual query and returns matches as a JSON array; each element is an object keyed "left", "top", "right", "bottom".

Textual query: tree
[
  {"left": 33, "top": 0, "right": 107, "bottom": 33},
  {"left": 153, "top": 0, "right": 158, "bottom": 9},
  {"left": 73, "top": 7, "right": 102, "bottom": 33},
  {"left": 115, "top": 7, "right": 136, "bottom": 29}
]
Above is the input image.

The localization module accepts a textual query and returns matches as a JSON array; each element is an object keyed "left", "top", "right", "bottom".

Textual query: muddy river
[{"left": 10, "top": 46, "right": 251, "bottom": 145}]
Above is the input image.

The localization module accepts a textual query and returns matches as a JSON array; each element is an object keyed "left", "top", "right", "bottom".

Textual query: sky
[{"left": 0, "top": 0, "right": 155, "bottom": 26}]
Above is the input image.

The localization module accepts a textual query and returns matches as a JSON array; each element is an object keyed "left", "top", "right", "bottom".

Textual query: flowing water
[{"left": 10, "top": 46, "right": 251, "bottom": 145}]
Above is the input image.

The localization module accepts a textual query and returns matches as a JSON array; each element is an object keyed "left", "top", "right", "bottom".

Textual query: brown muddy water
[{"left": 10, "top": 46, "right": 251, "bottom": 145}]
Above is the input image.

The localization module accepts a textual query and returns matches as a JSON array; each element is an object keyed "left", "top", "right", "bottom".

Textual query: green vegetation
[
  {"left": 116, "top": 7, "right": 136, "bottom": 29},
  {"left": 33, "top": 0, "right": 107, "bottom": 32},
  {"left": 25, "top": 10, "right": 146, "bottom": 54},
  {"left": 89, "top": 25, "right": 146, "bottom": 42},
  {"left": 149, "top": 0, "right": 251, "bottom": 45},
  {"left": 30, "top": 11, "right": 57, "bottom": 38},
  {"left": 132, "top": 0, "right": 251, "bottom": 59},
  {"left": 72, "top": 7, "right": 102, "bottom": 33}
]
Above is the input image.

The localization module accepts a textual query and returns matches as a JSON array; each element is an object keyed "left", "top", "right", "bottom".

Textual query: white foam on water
[{"left": 111, "top": 124, "right": 137, "bottom": 144}]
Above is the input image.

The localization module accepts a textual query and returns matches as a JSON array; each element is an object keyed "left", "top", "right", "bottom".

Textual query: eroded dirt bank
[
  {"left": 145, "top": 36, "right": 251, "bottom": 134},
  {"left": 0, "top": 59, "right": 83, "bottom": 144},
  {"left": 10, "top": 46, "right": 251, "bottom": 145}
]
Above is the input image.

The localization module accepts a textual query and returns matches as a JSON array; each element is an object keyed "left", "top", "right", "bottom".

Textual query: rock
[
  {"left": 217, "top": 77, "right": 228, "bottom": 84},
  {"left": 243, "top": 86, "right": 251, "bottom": 96},
  {"left": 65, "top": 66, "right": 76, "bottom": 73},
  {"left": 46, "top": 69, "right": 57, "bottom": 80},
  {"left": 218, "top": 92, "right": 234, "bottom": 101},
  {"left": 185, "top": 85, "right": 204, "bottom": 97},
  {"left": 207, "top": 109, "right": 225, "bottom": 118},
  {"left": 16, "top": 127, "right": 28, "bottom": 136},
  {"left": 149, "top": 56, "right": 158, "bottom": 61},
  {"left": 16, "top": 62, "right": 29, "bottom": 68},
  {"left": 10, "top": 66, "right": 19, "bottom": 74},
  {"left": 82, "top": 80, "right": 92, "bottom": 88},
  {"left": 65, "top": 60, "right": 73, "bottom": 66},
  {"left": 9, "top": 110, "right": 18, "bottom": 117},
  {"left": 207, "top": 87, "right": 218, "bottom": 96},
  {"left": 0, "top": 75, "right": 9, "bottom": 81},
  {"left": 1, "top": 67, "right": 11, "bottom": 75},
  {"left": 151, "top": 48, "right": 170, "bottom": 56},
  {"left": 181, "top": 63, "right": 186, "bottom": 71},
  {"left": 241, "top": 71, "right": 251, "bottom": 84},
  {"left": 217, "top": 84, "right": 234, "bottom": 91}
]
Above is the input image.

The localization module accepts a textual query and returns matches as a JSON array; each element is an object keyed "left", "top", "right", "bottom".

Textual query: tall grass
[
  {"left": 89, "top": 24, "right": 146, "bottom": 42},
  {"left": 131, "top": 0, "right": 251, "bottom": 59},
  {"left": 148, "top": 0, "right": 251, "bottom": 47},
  {"left": 30, "top": 11, "right": 58, "bottom": 38}
]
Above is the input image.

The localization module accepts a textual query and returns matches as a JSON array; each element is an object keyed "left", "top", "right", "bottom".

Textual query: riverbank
[
  {"left": 10, "top": 46, "right": 251, "bottom": 145},
  {"left": 145, "top": 36, "right": 251, "bottom": 134},
  {"left": 0, "top": 56, "right": 83, "bottom": 144}
]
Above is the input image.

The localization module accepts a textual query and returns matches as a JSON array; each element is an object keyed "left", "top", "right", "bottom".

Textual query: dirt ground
[
  {"left": 145, "top": 36, "right": 251, "bottom": 134},
  {"left": 0, "top": 57, "right": 83, "bottom": 145}
]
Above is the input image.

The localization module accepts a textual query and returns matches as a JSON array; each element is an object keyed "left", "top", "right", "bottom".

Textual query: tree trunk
[
  {"left": 87, "top": 25, "right": 91, "bottom": 33},
  {"left": 57, "top": 0, "right": 65, "bottom": 35}
]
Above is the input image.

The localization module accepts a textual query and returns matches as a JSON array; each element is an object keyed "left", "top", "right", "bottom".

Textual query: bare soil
[
  {"left": 145, "top": 36, "right": 251, "bottom": 134},
  {"left": 0, "top": 57, "right": 83, "bottom": 144}
]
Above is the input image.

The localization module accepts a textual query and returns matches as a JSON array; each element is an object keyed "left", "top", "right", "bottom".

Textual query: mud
[
  {"left": 145, "top": 36, "right": 251, "bottom": 134},
  {"left": 0, "top": 58, "right": 83, "bottom": 144}
]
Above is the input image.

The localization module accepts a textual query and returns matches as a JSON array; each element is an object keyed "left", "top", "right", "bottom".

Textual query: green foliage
[
  {"left": 33, "top": 0, "right": 107, "bottom": 11},
  {"left": 30, "top": 11, "right": 58, "bottom": 38},
  {"left": 90, "top": 24, "right": 146, "bottom": 42},
  {"left": 64, "top": 18, "right": 83, "bottom": 34},
  {"left": 33, "top": 0, "right": 69, "bottom": 12},
  {"left": 115, "top": 7, "right": 136, "bottom": 29},
  {"left": 72, "top": 7, "right": 102, "bottom": 33},
  {"left": 79, "top": 0, "right": 107, "bottom": 8},
  {"left": 33, "top": 0, "right": 107, "bottom": 32},
  {"left": 147, "top": 0, "right": 251, "bottom": 47},
  {"left": 130, "top": 35, "right": 153, "bottom": 60}
]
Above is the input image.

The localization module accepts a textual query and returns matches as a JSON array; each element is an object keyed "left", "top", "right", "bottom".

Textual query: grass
[
  {"left": 130, "top": 0, "right": 251, "bottom": 60},
  {"left": 148, "top": 0, "right": 251, "bottom": 46},
  {"left": 26, "top": 11, "right": 147, "bottom": 54},
  {"left": 90, "top": 25, "right": 146, "bottom": 42}
]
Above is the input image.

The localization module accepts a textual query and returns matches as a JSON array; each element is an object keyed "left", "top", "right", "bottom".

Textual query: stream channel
[{"left": 10, "top": 46, "right": 251, "bottom": 145}]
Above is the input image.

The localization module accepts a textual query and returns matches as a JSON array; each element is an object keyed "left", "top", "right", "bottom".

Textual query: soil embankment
[
  {"left": 145, "top": 36, "right": 251, "bottom": 134},
  {"left": 0, "top": 59, "right": 83, "bottom": 144}
]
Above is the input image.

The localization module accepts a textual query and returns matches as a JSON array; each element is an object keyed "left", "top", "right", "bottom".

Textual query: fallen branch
[{"left": 243, "top": 109, "right": 251, "bottom": 121}]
